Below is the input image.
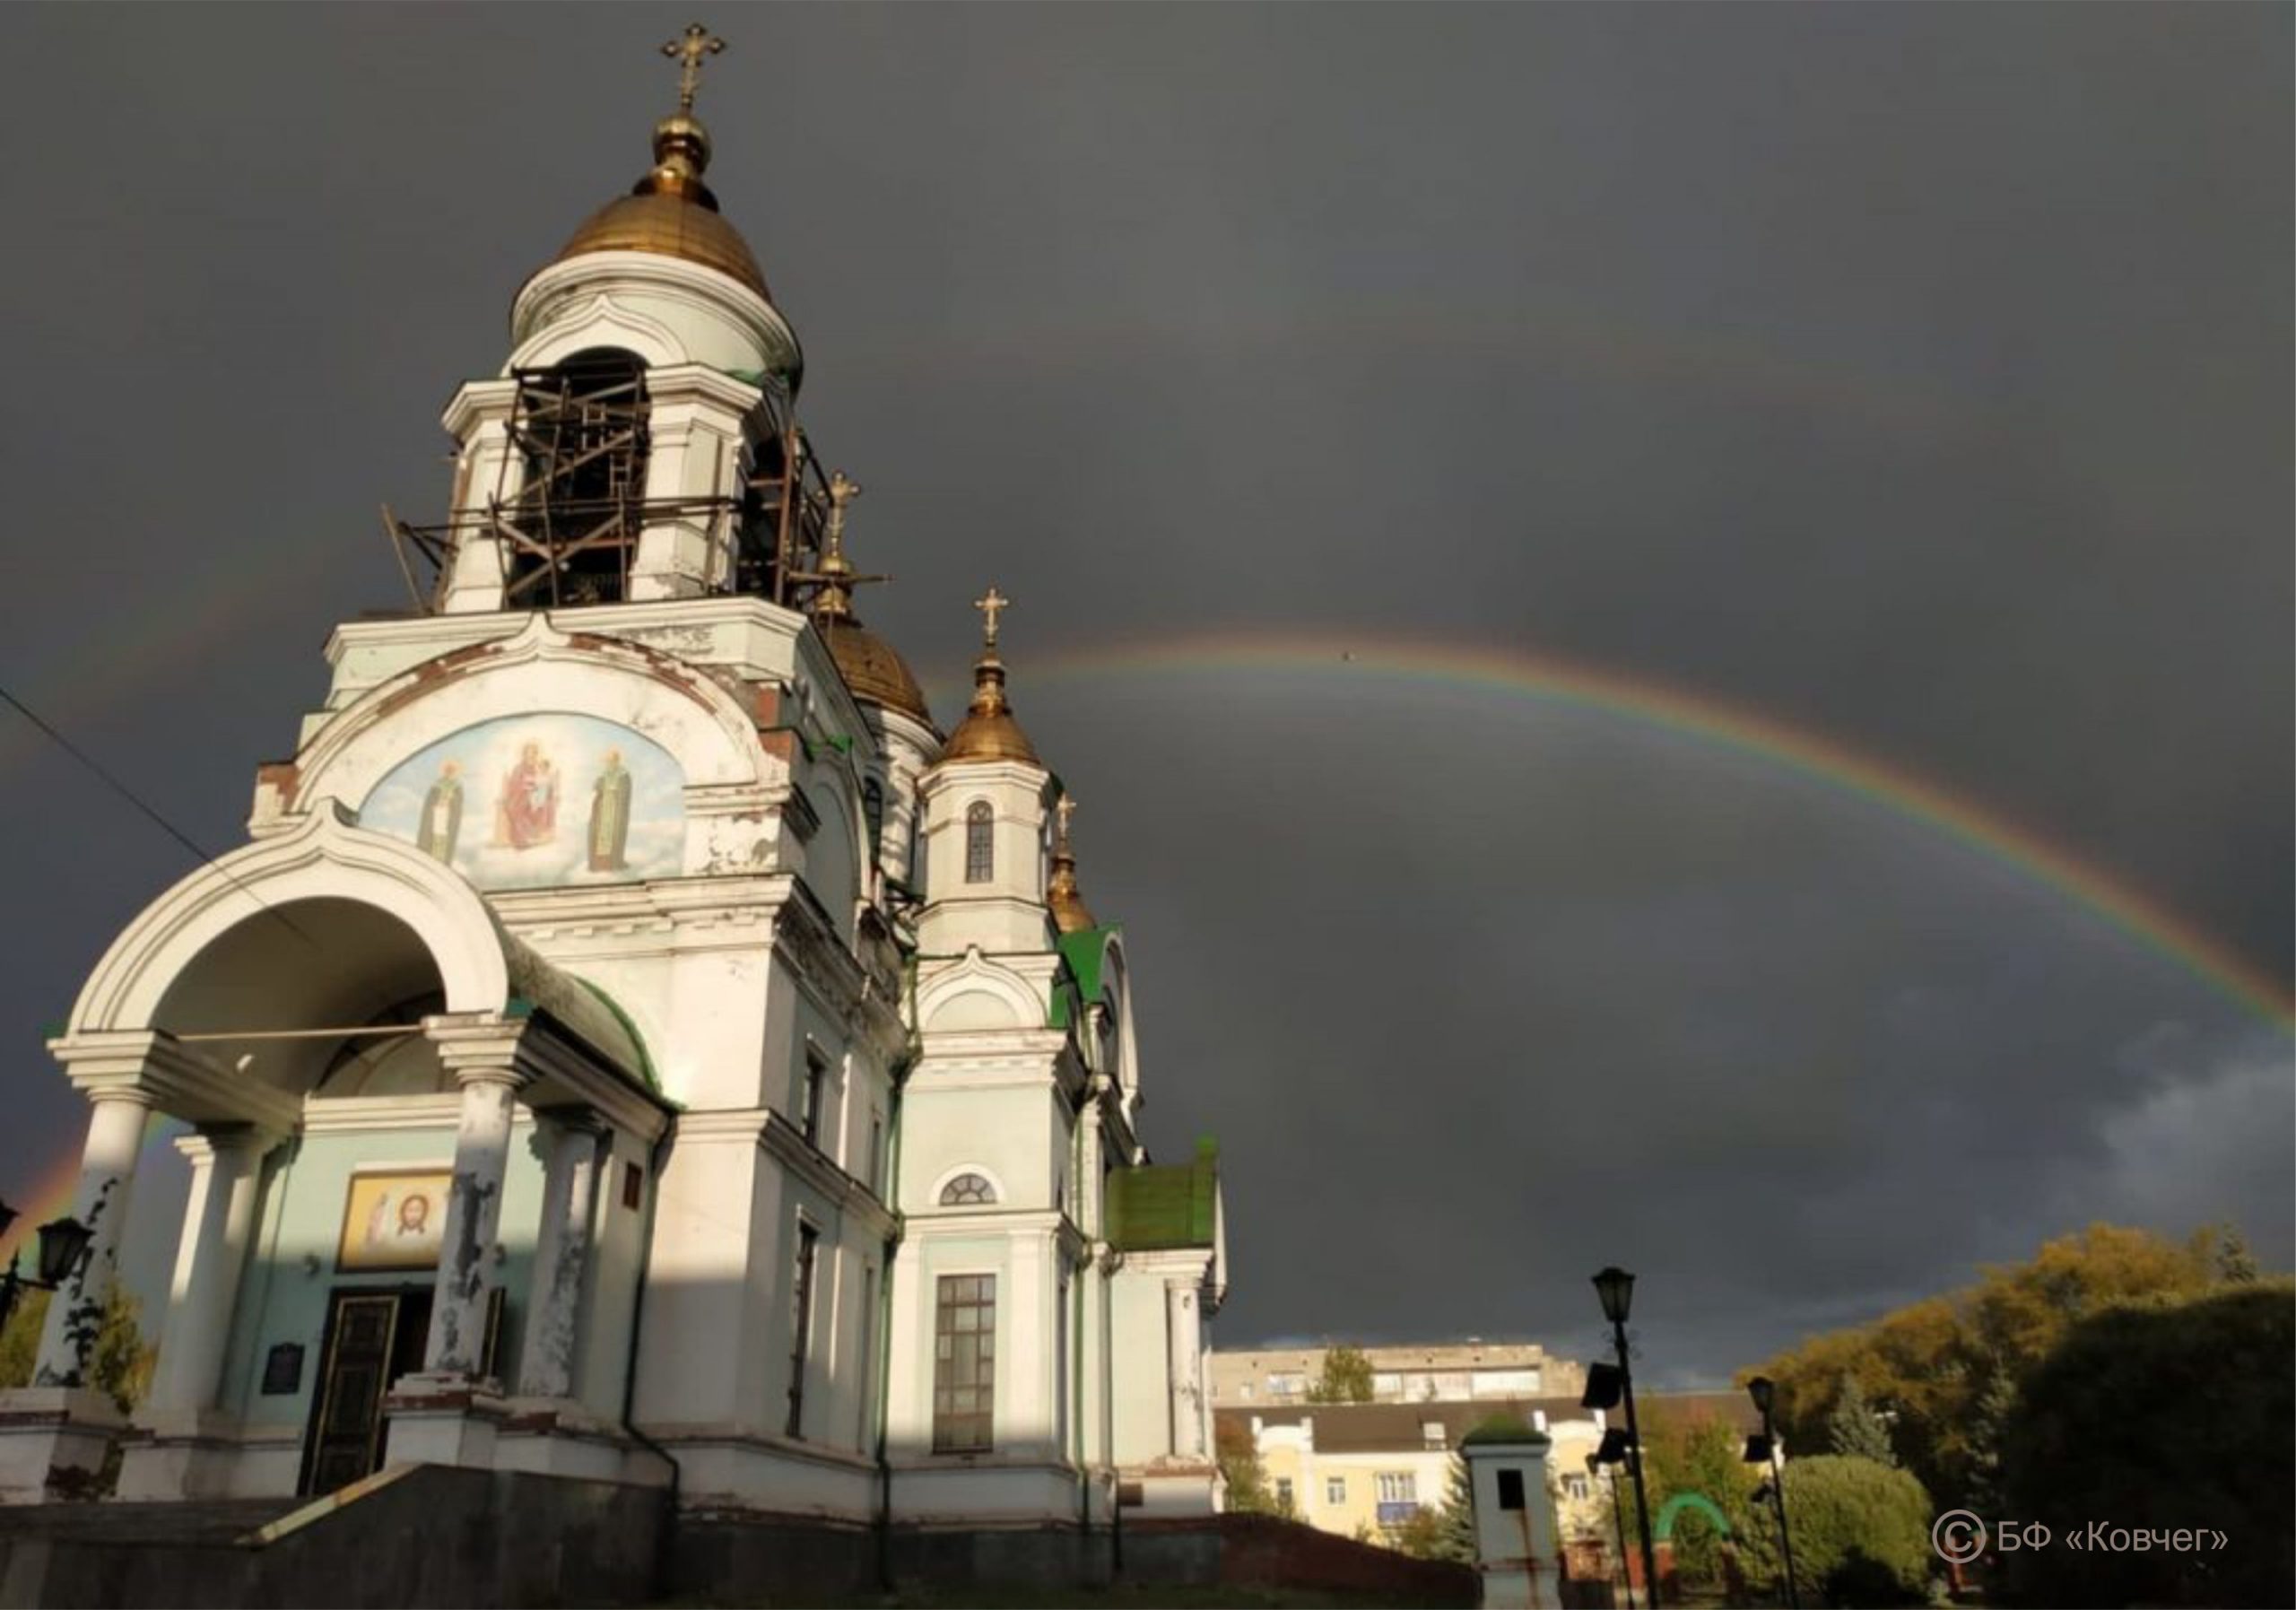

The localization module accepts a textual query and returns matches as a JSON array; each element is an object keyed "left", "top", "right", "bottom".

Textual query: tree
[
  {"left": 1996, "top": 1281, "right": 2294, "bottom": 1608},
  {"left": 1435, "top": 1454, "right": 1477, "bottom": 1563},
  {"left": 1391, "top": 1504, "right": 1451, "bottom": 1561},
  {"left": 1305, "top": 1343, "right": 1375, "bottom": 1404},
  {"left": 1216, "top": 1417, "right": 1275, "bottom": 1515},
  {"left": 1826, "top": 1374, "right": 1898, "bottom": 1466},
  {"left": 0, "top": 1287, "right": 156, "bottom": 1415},
  {"left": 1612, "top": 1398, "right": 1760, "bottom": 1590},
  {"left": 1751, "top": 1223, "right": 2231, "bottom": 1510},
  {"left": 1732, "top": 1455, "right": 1935, "bottom": 1606},
  {"left": 2212, "top": 1223, "right": 2260, "bottom": 1284}
]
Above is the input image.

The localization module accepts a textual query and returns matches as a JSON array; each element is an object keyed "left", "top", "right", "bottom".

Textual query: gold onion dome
[
  {"left": 1048, "top": 796, "right": 1097, "bottom": 934},
  {"left": 550, "top": 27, "right": 774, "bottom": 301},
  {"left": 807, "top": 472, "right": 932, "bottom": 725},
  {"left": 939, "top": 587, "right": 1041, "bottom": 766}
]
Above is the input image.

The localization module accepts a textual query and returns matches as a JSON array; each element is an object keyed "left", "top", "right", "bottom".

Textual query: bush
[
  {"left": 1996, "top": 1281, "right": 2294, "bottom": 1608},
  {"left": 1734, "top": 1454, "right": 1934, "bottom": 1606}
]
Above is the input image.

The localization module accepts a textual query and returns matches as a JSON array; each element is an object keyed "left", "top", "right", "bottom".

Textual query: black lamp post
[
  {"left": 1744, "top": 1376, "right": 1800, "bottom": 1609},
  {"left": 0, "top": 1198, "right": 95, "bottom": 1332},
  {"left": 1590, "top": 1441, "right": 1638, "bottom": 1610},
  {"left": 1593, "top": 1267, "right": 1663, "bottom": 1606}
]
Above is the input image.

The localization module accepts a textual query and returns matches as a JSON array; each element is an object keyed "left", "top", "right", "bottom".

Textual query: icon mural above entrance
[{"left": 358, "top": 713, "right": 683, "bottom": 891}]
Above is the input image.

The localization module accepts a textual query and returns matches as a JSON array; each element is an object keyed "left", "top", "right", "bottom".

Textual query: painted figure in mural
[
  {"left": 587, "top": 747, "right": 634, "bottom": 872},
  {"left": 416, "top": 760, "right": 464, "bottom": 864},
  {"left": 360, "top": 1187, "right": 435, "bottom": 1253},
  {"left": 492, "top": 741, "right": 560, "bottom": 849}
]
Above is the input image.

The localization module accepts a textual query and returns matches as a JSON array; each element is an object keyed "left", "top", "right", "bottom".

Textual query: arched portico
[{"left": 2, "top": 807, "right": 668, "bottom": 1504}]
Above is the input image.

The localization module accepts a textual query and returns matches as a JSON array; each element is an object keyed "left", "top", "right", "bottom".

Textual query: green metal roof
[
  {"left": 1107, "top": 1137, "right": 1219, "bottom": 1251},
  {"left": 1048, "top": 924, "right": 1118, "bottom": 1030}
]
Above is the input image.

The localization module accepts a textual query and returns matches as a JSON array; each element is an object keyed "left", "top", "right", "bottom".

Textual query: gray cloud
[{"left": 0, "top": 4, "right": 2285, "bottom": 1381}]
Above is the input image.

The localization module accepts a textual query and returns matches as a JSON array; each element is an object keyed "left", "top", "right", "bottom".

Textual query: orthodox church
[{"left": 0, "top": 27, "right": 1226, "bottom": 1545}]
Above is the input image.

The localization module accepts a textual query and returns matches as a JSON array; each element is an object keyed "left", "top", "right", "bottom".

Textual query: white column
[
  {"left": 423, "top": 1066, "right": 522, "bottom": 1377},
  {"left": 515, "top": 1111, "right": 605, "bottom": 1399},
  {"left": 144, "top": 1127, "right": 276, "bottom": 1418},
  {"left": 1167, "top": 1278, "right": 1207, "bottom": 1460},
  {"left": 34, "top": 1092, "right": 153, "bottom": 1386}
]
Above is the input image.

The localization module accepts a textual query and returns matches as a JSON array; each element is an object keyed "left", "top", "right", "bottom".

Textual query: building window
[
  {"left": 1274, "top": 1477, "right": 1294, "bottom": 1513},
  {"left": 867, "top": 1111, "right": 883, "bottom": 1190},
  {"left": 933, "top": 1275, "right": 996, "bottom": 1453},
  {"left": 862, "top": 779, "right": 885, "bottom": 862},
  {"left": 1561, "top": 1472, "right": 1590, "bottom": 1501},
  {"left": 1375, "top": 1471, "right": 1419, "bottom": 1527},
  {"left": 856, "top": 1266, "right": 877, "bottom": 1448},
  {"left": 1266, "top": 1371, "right": 1305, "bottom": 1400},
  {"left": 1422, "top": 1419, "right": 1448, "bottom": 1449},
  {"left": 964, "top": 801, "right": 994, "bottom": 883},
  {"left": 787, "top": 1223, "right": 819, "bottom": 1438},
  {"left": 940, "top": 1171, "right": 996, "bottom": 1206},
  {"left": 1326, "top": 1476, "right": 1347, "bottom": 1506},
  {"left": 801, "top": 1048, "right": 829, "bottom": 1146}
]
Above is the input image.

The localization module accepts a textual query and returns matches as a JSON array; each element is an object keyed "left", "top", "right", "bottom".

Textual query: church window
[
  {"left": 787, "top": 1222, "right": 819, "bottom": 1438},
  {"left": 500, "top": 348, "right": 651, "bottom": 607},
  {"left": 801, "top": 1048, "right": 829, "bottom": 1146},
  {"left": 622, "top": 1162, "right": 644, "bottom": 1211},
  {"left": 964, "top": 801, "right": 994, "bottom": 883},
  {"left": 863, "top": 779, "right": 885, "bottom": 862},
  {"left": 939, "top": 1171, "right": 996, "bottom": 1206},
  {"left": 867, "top": 1111, "right": 883, "bottom": 1191},
  {"left": 933, "top": 1275, "right": 996, "bottom": 1453}
]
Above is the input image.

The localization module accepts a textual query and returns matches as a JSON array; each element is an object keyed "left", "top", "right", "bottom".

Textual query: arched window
[
  {"left": 862, "top": 779, "right": 885, "bottom": 863},
  {"left": 964, "top": 801, "right": 994, "bottom": 883},
  {"left": 940, "top": 1171, "right": 996, "bottom": 1206}
]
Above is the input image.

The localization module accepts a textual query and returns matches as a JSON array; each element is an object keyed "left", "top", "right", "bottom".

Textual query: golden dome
[
  {"left": 1048, "top": 795, "right": 1097, "bottom": 933},
  {"left": 550, "top": 116, "right": 774, "bottom": 302},
  {"left": 939, "top": 654, "right": 1040, "bottom": 766},
  {"left": 820, "top": 615, "right": 932, "bottom": 725}
]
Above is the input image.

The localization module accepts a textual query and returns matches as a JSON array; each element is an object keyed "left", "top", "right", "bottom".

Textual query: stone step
[{"left": 0, "top": 1497, "right": 300, "bottom": 1546}]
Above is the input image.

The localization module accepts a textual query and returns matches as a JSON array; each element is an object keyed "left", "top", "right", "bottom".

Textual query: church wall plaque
[
  {"left": 337, "top": 1169, "right": 453, "bottom": 1273},
  {"left": 261, "top": 1342, "right": 305, "bottom": 1396},
  {"left": 356, "top": 712, "right": 684, "bottom": 892}
]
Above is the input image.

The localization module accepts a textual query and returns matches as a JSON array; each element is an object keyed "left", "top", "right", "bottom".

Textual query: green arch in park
[{"left": 1653, "top": 1492, "right": 1734, "bottom": 1543}]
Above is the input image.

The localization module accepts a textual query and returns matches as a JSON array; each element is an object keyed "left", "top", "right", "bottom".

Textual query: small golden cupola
[
  {"left": 938, "top": 587, "right": 1042, "bottom": 767},
  {"left": 804, "top": 471, "right": 934, "bottom": 726},
  {"left": 549, "top": 24, "right": 775, "bottom": 303},
  {"left": 1048, "top": 795, "right": 1098, "bottom": 934}
]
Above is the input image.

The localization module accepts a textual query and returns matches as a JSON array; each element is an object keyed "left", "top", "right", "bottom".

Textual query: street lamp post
[
  {"left": 1744, "top": 1376, "right": 1801, "bottom": 1610},
  {"left": 0, "top": 1199, "right": 96, "bottom": 1334},
  {"left": 1593, "top": 1267, "right": 1663, "bottom": 1606},
  {"left": 1590, "top": 1441, "right": 1638, "bottom": 1610}
]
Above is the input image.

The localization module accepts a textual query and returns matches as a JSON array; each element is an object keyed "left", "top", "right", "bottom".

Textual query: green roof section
[
  {"left": 1048, "top": 924, "right": 1118, "bottom": 1030},
  {"left": 1461, "top": 1413, "right": 1551, "bottom": 1449},
  {"left": 1108, "top": 1136, "right": 1220, "bottom": 1252}
]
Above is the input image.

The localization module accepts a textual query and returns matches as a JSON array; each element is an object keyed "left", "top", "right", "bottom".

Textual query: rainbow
[{"left": 1001, "top": 631, "right": 2293, "bottom": 1030}]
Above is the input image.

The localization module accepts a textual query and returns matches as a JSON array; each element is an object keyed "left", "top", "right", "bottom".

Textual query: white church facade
[{"left": 0, "top": 30, "right": 1226, "bottom": 1541}]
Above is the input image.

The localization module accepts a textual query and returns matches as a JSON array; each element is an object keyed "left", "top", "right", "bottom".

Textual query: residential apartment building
[{"left": 1212, "top": 1342, "right": 1583, "bottom": 1409}]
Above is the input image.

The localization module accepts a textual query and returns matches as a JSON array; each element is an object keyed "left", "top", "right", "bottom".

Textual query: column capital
[
  {"left": 172, "top": 1123, "right": 288, "bottom": 1167},
  {"left": 47, "top": 1030, "right": 300, "bottom": 1132},
  {"left": 531, "top": 1103, "right": 609, "bottom": 1137},
  {"left": 423, "top": 1014, "right": 532, "bottom": 1083}
]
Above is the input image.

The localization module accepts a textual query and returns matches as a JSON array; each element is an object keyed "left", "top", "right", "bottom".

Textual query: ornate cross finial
[
  {"left": 1055, "top": 794, "right": 1077, "bottom": 852},
  {"left": 823, "top": 470, "right": 862, "bottom": 559},
  {"left": 974, "top": 586, "right": 1010, "bottom": 648},
  {"left": 662, "top": 22, "right": 726, "bottom": 114}
]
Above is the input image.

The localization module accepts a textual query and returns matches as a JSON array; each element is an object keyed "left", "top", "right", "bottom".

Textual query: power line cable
[{"left": 0, "top": 682, "right": 317, "bottom": 948}]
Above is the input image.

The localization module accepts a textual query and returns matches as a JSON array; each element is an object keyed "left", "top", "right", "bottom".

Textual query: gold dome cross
[
  {"left": 974, "top": 586, "right": 1010, "bottom": 648},
  {"left": 662, "top": 23, "right": 726, "bottom": 115}
]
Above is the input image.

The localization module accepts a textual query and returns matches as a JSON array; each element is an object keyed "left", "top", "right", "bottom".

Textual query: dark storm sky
[{"left": 0, "top": 5, "right": 2287, "bottom": 1384}]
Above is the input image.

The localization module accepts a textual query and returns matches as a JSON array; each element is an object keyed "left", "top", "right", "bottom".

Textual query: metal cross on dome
[
  {"left": 974, "top": 587, "right": 1010, "bottom": 648},
  {"left": 1056, "top": 794, "right": 1078, "bottom": 850},
  {"left": 662, "top": 23, "right": 726, "bottom": 115}
]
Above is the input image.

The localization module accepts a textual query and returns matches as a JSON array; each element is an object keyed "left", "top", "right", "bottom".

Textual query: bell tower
[{"left": 390, "top": 25, "right": 839, "bottom": 617}]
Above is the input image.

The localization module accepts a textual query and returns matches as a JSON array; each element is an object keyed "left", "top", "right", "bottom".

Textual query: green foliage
[
  {"left": 1436, "top": 1456, "right": 1476, "bottom": 1564},
  {"left": 1305, "top": 1344, "right": 1375, "bottom": 1405},
  {"left": 1995, "top": 1280, "right": 2294, "bottom": 1608},
  {"left": 1217, "top": 1417, "right": 1276, "bottom": 1515},
  {"left": 1617, "top": 1401, "right": 1759, "bottom": 1588},
  {"left": 2210, "top": 1223, "right": 2260, "bottom": 1284},
  {"left": 1827, "top": 1374, "right": 1899, "bottom": 1466},
  {"left": 1735, "top": 1455, "right": 1935, "bottom": 1606},
  {"left": 0, "top": 1286, "right": 154, "bottom": 1414},
  {"left": 1751, "top": 1223, "right": 2237, "bottom": 1510},
  {"left": 1390, "top": 1505, "right": 1450, "bottom": 1561}
]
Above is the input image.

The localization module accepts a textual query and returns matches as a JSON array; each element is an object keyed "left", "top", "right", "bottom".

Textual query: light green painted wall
[{"left": 218, "top": 1120, "right": 546, "bottom": 1428}]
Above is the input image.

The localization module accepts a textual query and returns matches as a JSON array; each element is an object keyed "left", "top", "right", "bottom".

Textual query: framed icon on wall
[{"left": 336, "top": 1169, "right": 451, "bottom": 1273}]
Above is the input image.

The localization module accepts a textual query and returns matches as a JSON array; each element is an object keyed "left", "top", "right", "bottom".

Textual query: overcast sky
[{"left": 0, "top": 4, "right": 2287, "bottom": 1384}]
